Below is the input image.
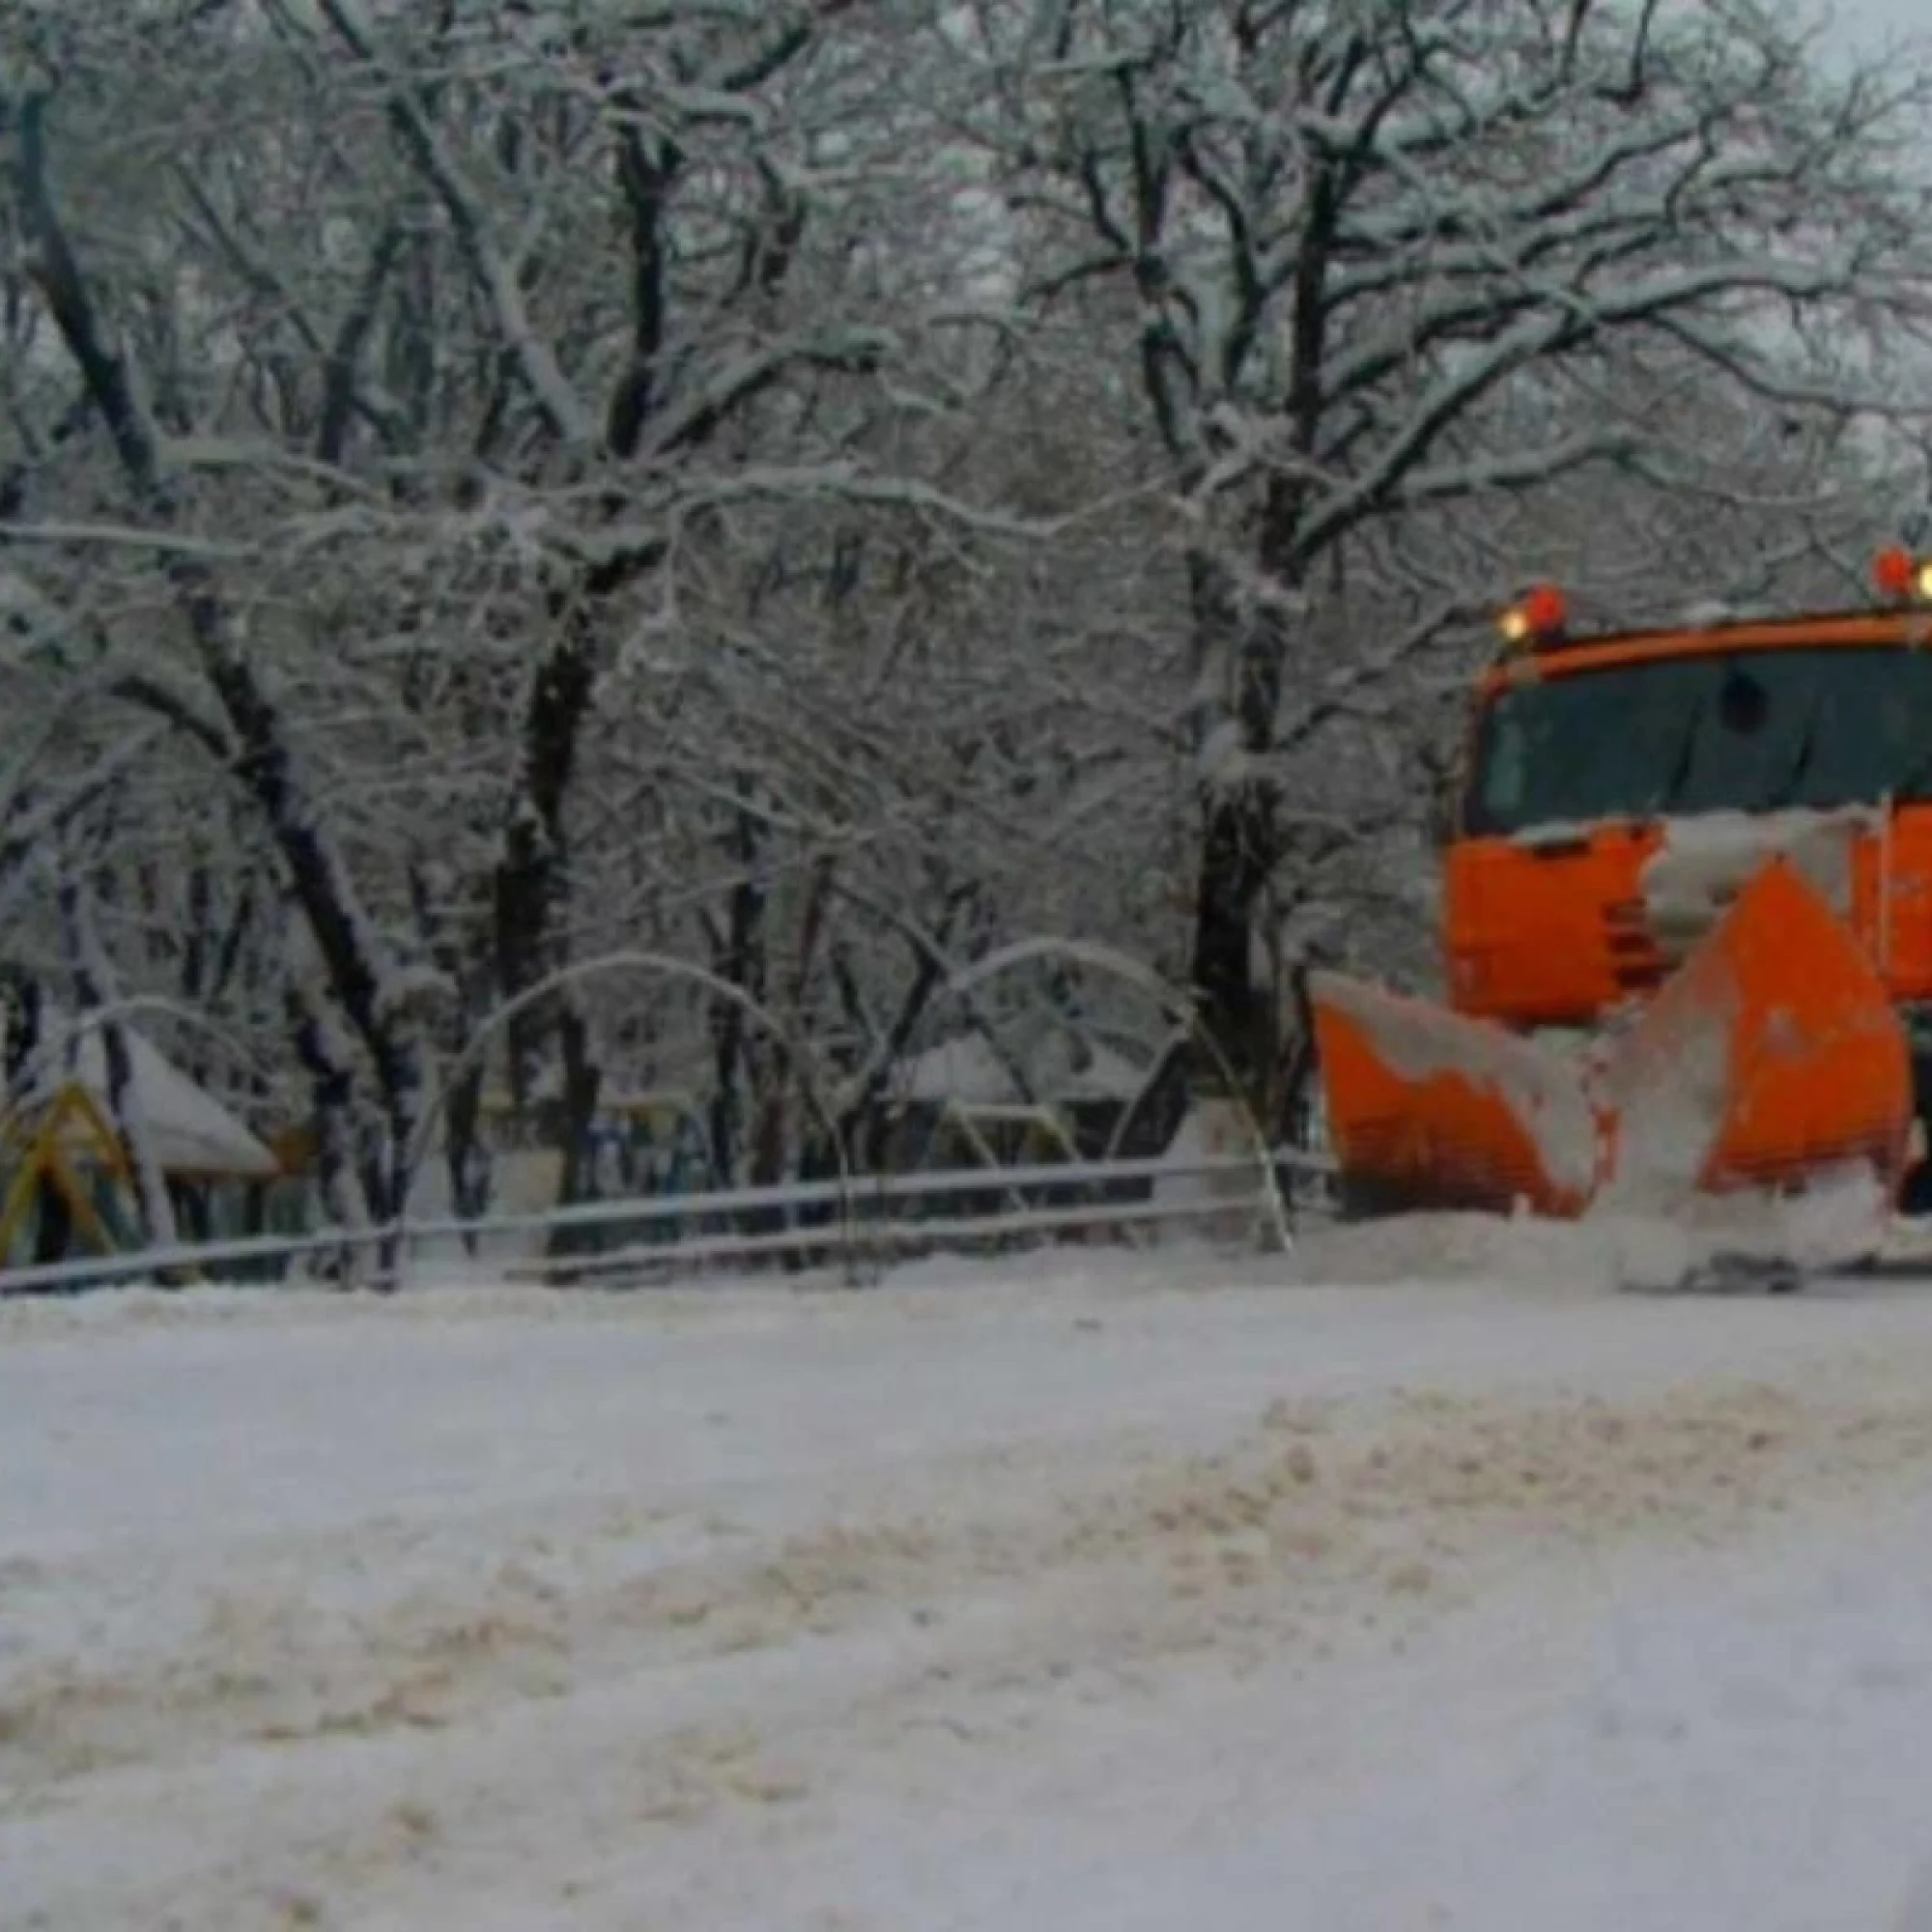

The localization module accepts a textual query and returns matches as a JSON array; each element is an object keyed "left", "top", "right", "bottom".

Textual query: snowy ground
[{"left": 11, "top": 1226, "right": 1932, "bottom": 1929}]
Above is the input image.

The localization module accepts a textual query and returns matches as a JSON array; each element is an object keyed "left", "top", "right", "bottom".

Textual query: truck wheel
[{"left": 1902, "top": 1056, "right": 1932, "bottom": 1218}]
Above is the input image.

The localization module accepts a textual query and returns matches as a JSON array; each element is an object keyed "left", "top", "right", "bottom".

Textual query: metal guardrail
[{"left": 0, "top": 1145, "right": 1337, "bottom": 1296}]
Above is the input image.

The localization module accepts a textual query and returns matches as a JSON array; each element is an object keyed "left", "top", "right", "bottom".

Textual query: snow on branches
[{"left": 2, "top": 0, "right": 1928, "bottom": 1217}]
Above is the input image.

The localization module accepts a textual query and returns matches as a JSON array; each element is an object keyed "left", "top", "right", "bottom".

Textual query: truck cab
[{"left": 1444, "top": 582, "right": 1932, "bottom": 1033}]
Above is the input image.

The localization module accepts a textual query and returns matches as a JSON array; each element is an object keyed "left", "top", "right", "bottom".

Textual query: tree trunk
[
  {"left": 545, "top": 1003, "right": 604, "bottom": 1263},
  {"left": 3, "top": 972, "right": 41, "bottom": 1088},
  {"left": 1185, "top": 548, "right": 1288, "bottom": 1107},
  {"left": 288, "top": 987, "right": 369, "bottom": 1284},
  {"left": 442, "top": 1056, "right": 488, "bottom": 1255},
  {"left": 493, "top": 611, "right": 596, "bottom": 1113},
  {"left": 1190, "top": 777, "right": 1285, "bottom": 1098},
  {"left": 707, "top": 784, "right": 770, "bottom": 1205},
  {"left": 19, "top": 98, "right": 425, "bottom": 1236},
  {"left": 410, "top": 863, "right": 494, "bottom": 1252}
]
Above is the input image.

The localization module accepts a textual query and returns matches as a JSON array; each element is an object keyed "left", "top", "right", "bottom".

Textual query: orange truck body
[
  {"left": 1444, "top": 613, "right": 1932, "bottom": 1026},
  {"left": 1308, "top": 604, "right": 1932, "bottom": 1228}
]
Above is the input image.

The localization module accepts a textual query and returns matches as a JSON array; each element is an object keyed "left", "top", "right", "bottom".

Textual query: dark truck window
[{"left": 1465, "top": 645, "right": 1932, "bottom": 837}]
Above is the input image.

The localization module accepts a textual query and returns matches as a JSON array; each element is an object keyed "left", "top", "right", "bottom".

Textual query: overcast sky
[{"left": 1823, "top": 0, "right": 1927, "bottom": 50}]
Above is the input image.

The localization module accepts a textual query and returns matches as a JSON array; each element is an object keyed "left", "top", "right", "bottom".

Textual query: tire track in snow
[
  {"left": 13, "top": 1288, "right": 1932, "bottom": 1929},
  {"left": 8, "top": 1349, "right": 1932, "bottom": 1809}
]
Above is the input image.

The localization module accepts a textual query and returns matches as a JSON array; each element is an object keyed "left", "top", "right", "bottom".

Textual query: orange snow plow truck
[{"left": 1310, "top": 549, "right": 1932, "bottom": 1262}]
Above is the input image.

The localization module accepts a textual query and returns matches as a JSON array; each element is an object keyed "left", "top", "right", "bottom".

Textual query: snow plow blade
[
  {"left": 1307, "top": 973, "right": 1601, "bottom": 1218},
  {"left": 1311, "top": 858, "right": 1913, "bottom": 1223},
  {"left": 1595, "top": 857, "right": 1912, "bottom": 1207}
]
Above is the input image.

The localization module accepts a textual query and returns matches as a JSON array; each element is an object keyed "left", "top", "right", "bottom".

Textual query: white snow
[
  {"left": 1593, "top": 980, "right": 1737, "bottom": 1214},
  {"left": 24, "top": 1012, "right": 279, "bottom": 1179},
  {"left": 888, "top": 1034, "right": 1149, "bottom": 1106},
  {"left": 1150, "top": 1098, "right": 1276, "bottom": 1240},
  {"left": 1639, "top": 807, "right": 1874, "bottom": 957},
  {"left": 13, "top": 1245, "right": 1932, "bottom": 1927}
]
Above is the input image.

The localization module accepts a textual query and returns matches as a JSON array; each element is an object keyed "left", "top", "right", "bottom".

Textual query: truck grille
[{"left": 1603, "top": 897, "right": 1662, "bottom": 990}]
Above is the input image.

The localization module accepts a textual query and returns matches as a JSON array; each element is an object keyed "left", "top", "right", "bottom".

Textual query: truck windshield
[{"left": 1465, "top": 645, "right": 1932, "bottom": 837}]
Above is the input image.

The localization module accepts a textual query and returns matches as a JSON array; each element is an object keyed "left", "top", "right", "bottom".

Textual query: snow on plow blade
[
  {"left": 1307, "top": 975, "right": 1601, "bottom": 1217},
  {"left": 1596, "top": 857, "right": 1912, "bottom": 1206},
  {"left": 1311, "top": 858, "right": 1913, "bottom": 1222}
]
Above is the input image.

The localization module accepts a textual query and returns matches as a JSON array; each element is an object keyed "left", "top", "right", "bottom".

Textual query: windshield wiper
[
  {"left": 1654, "top": 692, "right": 1706, "bottom": 815},
  {"left": 1765, "top": 707, "right": 1819, "bottom": 810}
]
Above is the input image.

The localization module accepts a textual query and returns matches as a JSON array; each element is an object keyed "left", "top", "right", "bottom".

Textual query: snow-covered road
[{"left": 10, "top": 1236, "right": 1932, "bottom": 1929}]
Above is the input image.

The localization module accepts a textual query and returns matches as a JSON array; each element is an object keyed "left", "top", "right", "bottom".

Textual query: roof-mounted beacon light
[
  {"left": 1873, "top": 546, "right": 1932, "bottom": 603},
  {"left": 1498, "top": 582, "right": 1569, "bottom": 650}
]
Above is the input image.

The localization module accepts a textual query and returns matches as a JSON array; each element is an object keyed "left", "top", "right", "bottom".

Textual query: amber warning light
[
  {"left": 1874, "top": 546, "right": 1932, "bottom": 603},
  {"left": 1497, "top": 582, "right": 1569, "bottom": 649}
]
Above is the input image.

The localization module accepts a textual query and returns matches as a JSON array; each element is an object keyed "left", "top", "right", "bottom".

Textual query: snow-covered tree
[
  {"left": 953, "top": 0, "right": 1932, "bottom": 1094},
  {"left": 4, "top": 0, "right": 1930, "bottom": 1250}
]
